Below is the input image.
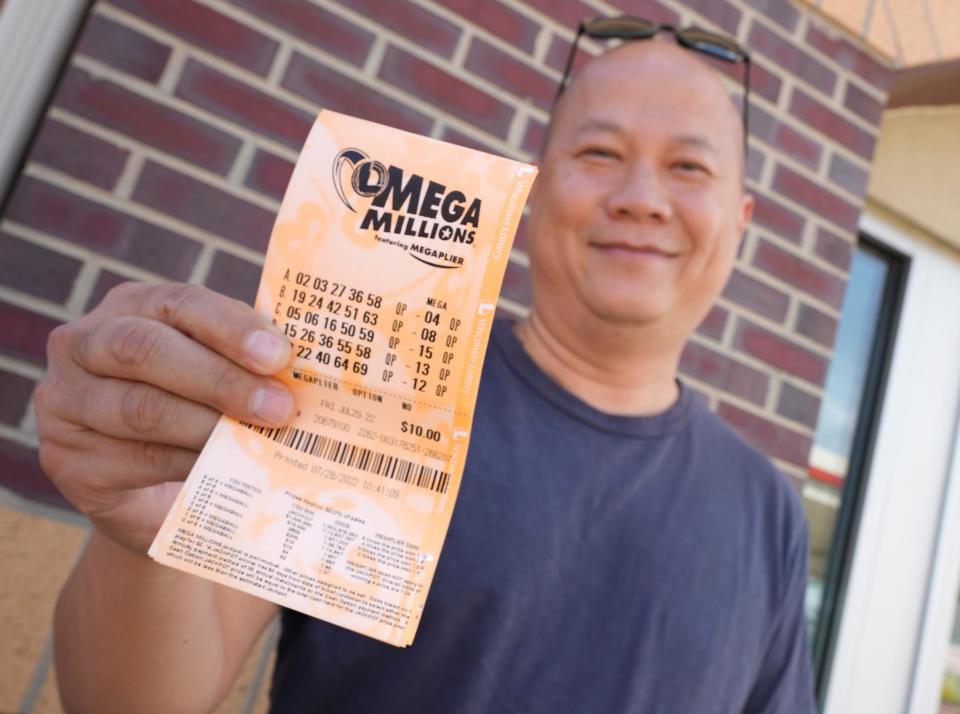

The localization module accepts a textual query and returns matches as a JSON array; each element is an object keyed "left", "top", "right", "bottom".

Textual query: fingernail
[
  {"left": 251, "top": 387, "right": 293, "bottom": 423},
  {"left": 245, "top": 330, "right": 289, "bottom": 369}
]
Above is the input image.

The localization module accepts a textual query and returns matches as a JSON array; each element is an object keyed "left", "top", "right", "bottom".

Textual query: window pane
[{"left": 804, "top": 245, "right": 891, "bottom": 633}]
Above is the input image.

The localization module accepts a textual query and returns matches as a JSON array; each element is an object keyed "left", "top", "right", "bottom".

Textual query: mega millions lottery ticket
[{"left": 149, "top": 110, "right": 537, "bottom": 647}]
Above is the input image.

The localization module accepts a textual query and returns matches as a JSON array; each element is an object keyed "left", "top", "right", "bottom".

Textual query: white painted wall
[
  {"left": 824, "top": 209, "right": 960, "bottom": 714},
  {"left": 0, "top": 0, "right": 88, "bottom": 200}
]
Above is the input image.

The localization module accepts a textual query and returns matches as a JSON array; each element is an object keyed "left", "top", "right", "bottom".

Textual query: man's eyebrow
[
  {"left": 573, "top": 124, "right": 722, "bottom": 154},
  {"left": 670, "top": 135, "right": 720, "bottom": 153},
  {"left": 573, "top": 120, "right": 625, "bottom": 137}
]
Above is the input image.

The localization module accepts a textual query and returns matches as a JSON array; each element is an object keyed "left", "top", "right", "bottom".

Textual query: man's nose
[{"left": 605, "top": 161, "right": 673, "bottom": 222}]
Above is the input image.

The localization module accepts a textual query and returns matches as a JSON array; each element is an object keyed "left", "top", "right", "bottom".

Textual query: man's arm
[
  {"left": 55, "top": 531, "right": 278, "bottom": 714},
  {"left": 742, "top": 521, "right": 817, "bottom": 713},
  {"left": 36, "top": 283, "right": 292, "bottom": 713}
]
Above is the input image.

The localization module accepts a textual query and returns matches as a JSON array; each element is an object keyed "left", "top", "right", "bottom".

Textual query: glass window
[
  {"left": 801, "top": 237, "right": 909, "bottom": 703},
  {"left": 941, "top": 600, "right": 960, "bottom": 711}
]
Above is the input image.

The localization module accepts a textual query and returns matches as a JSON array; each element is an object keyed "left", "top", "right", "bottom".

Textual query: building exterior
[{"left": 0, "top": 0, "right": 956, "bottom": 711}]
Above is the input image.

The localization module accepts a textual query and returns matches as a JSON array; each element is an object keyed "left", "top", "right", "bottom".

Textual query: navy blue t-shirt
[{"left": 270, "top": 320, "right": 816, "bottom": 713}]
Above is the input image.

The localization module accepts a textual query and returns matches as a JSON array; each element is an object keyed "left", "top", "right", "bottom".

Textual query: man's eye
[
  {"left": 579, "top": 147, "right": 619, "bottom": 160},
  {"left": 672, "top": 160, "right": 709, "bottom": 174}
]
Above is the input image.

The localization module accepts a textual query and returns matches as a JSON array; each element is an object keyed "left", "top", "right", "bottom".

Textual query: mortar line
[{"left": 17, "top": 632, "right": 53, "bottom": 714}]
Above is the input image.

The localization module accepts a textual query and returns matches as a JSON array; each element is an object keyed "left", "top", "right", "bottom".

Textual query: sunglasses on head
[{"left": 555, "top": 16, "right": 752, "bottom": 157}]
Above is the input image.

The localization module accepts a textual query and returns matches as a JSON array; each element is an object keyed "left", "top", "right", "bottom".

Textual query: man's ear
[{"left": 737, "top": 191, "right": 755, "bottom": 245}]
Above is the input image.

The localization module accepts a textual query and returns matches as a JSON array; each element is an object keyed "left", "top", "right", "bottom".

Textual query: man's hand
[{"left": 35, "top": 282, "right": 294, "bottom": 553}]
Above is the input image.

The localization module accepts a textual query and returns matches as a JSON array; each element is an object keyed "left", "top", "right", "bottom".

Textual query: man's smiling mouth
[{"left": 589, "top": 241, "right": 680, "bottom": 258}]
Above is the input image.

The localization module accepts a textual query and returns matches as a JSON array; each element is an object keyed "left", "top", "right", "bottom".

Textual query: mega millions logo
[{"left": 332, "top": 148, "right": 481, "bottom": 269}]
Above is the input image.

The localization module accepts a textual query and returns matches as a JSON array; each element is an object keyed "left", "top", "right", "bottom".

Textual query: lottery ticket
[{"left": 148, "top": 110, "right": 537, "bottom": 646}]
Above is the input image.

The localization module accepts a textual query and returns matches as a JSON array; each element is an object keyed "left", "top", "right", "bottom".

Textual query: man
[{"left": 36, "top": 30, "right": 815, "bottom": 713}]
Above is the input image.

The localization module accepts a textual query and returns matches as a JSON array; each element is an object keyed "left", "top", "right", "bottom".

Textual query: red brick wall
[{"left": 0, "top": 0, "right": 893, "bottom": 505}]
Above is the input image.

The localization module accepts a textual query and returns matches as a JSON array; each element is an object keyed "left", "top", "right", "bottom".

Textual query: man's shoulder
[{"left": 687, "top": 396, "right": 808, "bottom": 534}]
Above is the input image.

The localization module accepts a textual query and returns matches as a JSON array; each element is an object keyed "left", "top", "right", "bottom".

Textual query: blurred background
[{"left": 0, "top": 0, "right": 958, "bottom": 712}]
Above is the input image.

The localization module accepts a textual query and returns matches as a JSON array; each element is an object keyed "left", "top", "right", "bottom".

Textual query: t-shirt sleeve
[{"left": 742, "top": 519, "right": 817, "bottom": 714}]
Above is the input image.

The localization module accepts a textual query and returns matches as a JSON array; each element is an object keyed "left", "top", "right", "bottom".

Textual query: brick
[
  {"left": 794, "top": 302, "right": 838, "bottom": 348},
  {"left": 0, "top": 437, "right": 72, "bottom": 511},
  {"left": 0, "top": 301, "right": 63, "bottom": 366},
  {"left": 773, "top": 164, "right": 861, "bottom": 231},
  {"left": 695, "top": 304, "right": 728, "bottom": 341},
  {"left": 749, "top": 103, "right": 821, "bottom": 171},
  {"left": 205, "top": 250, "right": 261, "bottom": 305},
  {"left": 805, "top": 22, "right": 891, "bottom": 92},
  {"left": 748, "top": 21, "right": 836, "bottom": 97},
  {"left": 439, "top": 127, "right": 502, "bottom": 155},
  {"left": 379, "top": 45, "right": 514, "bottom": 139},
  {"left": 244, "top": 149, "right": 294, "bottom": 202},
  {"left": 604, "top": 0, "right": 681, "bottom": 26},
  {"left": 722, "top": 268, "right": 790, "bottom": 322},
  {"left": 465, "top": 38, "right": 555, "bottom": 111},
  {"left": 718, "top": 401, "right": 813, "bottom": 467},
  {"left": 844, "top": 81, "right": 885, "bottom": 125},
  {"left": 226, "top": 0, "right": 374, "bottom": 66},
  {"left": 749, "top": 61, "right": 784, "bottom": 105},
  {"left": 0, "top": 370, "right": 35, "bottom": 427},
  {"left": 77, "top": 12, "right": 170, "bottom": 83},
  {"left": 282, "top": 52, "right": 433, "bottom": 135},
  {"left": 813, "top": 226, "right": 853, "bottom": 272},
  {"left": 545, "top": 33, "right": 592, "bottom": 74},
  {"left": 679, "top": 341, "right": 768, "bottom": 406},
  {"left": 718, "top": 60, "right": 783, "bottom": 105},
  {"left": 683, "top": 0, "right": 743, "bottom": 35},
  {"left": 753, "top": 238, "right": 846, "bottom": 309},
  {"left": 828, "top": 152, "right": 870, "bottom": 198},
  {"left": 789, "top": 88, "right": 877, "bottom": 160},
  {"left": 86, "top": 269, "right": 133, "bottom": 312},
  {"left": 744, "top": 102, "right": 772, "bottom": 146},
  {"left": 30, "top": 118, "right": 129, "bottom": 190},
  {"left": 437, "top": 0, "right": 542, "bottom": 54},
  {"left": 175, "top": 59, "right": 313, "bottom": 149},
  {"left": 522, "top": 118, "right": 548, "bottom": 158},
  {"left": 55, "top": 66, "right": 241, "bottom": 175},
  {"left": 501, "top": 259, "right": 531, "bottom": 308},
  {"left": 513, "top": 215, "right": 530, "bottom": 253},
  {"left": 734, "top": 317, "right": 829, "bottom": 385},
  {"left": 750, "top": 191, "right": 805, "bottom": 244},
  {"left": 742, "top": 0, "right": 800, "bottom": 32},
  {"left": 329, "top": 0, "right": 460, "bottom": 58},
  {"left": 523, "top": 0, "right": 599, "bottom": 29},
  {"left": 132, "top": 161, "right": 274, "bottom": 253},
  {"left": 6, "top": 176, "right": 202, "bottom": 280},
  {"left": 106, "top": 0, "right": 278, "bottom": 75},
  {"left": 776, "top": 382, "right": 821, "bottom": 430},
  {"left": 746, "top": 144, "right": 764, "bottom": 181},
  {"left": 0, "top": 232, "right": 82, "bottom": 303},
  {"left": 76, "top": 14, "right": 170, "bottom": 84}
]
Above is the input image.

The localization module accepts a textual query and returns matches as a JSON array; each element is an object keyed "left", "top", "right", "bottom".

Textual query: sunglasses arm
[
  {"left": 554, "top": 23, "right": 586, "bottom": 106},
  {"left": 742, "top": 58, "right": 751, "bottom": 160}
]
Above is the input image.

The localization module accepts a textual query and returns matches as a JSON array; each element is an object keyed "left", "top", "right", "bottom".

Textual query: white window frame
[
  {"left": 0, "top": 0, "right": 89, "bottom": 201},
  {"left": 823, "top": 209, "right": 960, "bottom": 714}
]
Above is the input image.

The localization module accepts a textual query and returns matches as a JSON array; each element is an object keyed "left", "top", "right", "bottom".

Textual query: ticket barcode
[{"left": 241, "top": 423, "right": 451, "bottom": 494}]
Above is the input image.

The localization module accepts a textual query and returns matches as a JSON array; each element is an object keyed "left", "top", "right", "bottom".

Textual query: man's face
[{"left": 527, "top": 41, "right": 753, "bottom": 340}]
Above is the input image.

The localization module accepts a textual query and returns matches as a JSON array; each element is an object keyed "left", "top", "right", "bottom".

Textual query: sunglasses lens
[
  {"left": 678, "top": 29, "right": 747, "bottom": 62},
  {"left": 584, "top": 16, "right": 658, "bottom": 40}
]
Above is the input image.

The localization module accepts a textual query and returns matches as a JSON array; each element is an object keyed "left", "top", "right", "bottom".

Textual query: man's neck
[{"left": 514, "top": 310, "right": 683, "bottom": 416}]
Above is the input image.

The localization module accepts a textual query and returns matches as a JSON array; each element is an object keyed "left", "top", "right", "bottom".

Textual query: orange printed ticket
[{"left": 148, "top": 111, "right": 537, "bottom": 646}]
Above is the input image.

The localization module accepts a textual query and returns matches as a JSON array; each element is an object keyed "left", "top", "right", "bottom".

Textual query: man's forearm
[{"left": 55, "top": 531, "right": 238, "bottom": 714}]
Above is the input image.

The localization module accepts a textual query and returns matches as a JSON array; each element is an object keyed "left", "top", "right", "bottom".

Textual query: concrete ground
[{"left": 0, "top": 490, "right": 277, "bottom": 714}]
